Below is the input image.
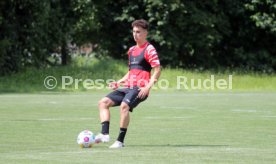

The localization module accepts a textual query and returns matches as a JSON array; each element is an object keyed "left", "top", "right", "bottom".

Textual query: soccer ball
[{"left": 77, "top": 130, "right": 95, "bottom": 148}]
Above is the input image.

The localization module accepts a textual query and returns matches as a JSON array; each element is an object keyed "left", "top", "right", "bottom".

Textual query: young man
[{"left": 95, "top": 19, "right": 161, "bottom": 148}]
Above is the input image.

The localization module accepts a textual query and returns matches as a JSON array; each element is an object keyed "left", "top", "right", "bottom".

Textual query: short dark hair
[{"left": 132, "top": 19, "right": 149, "bottom": 30}]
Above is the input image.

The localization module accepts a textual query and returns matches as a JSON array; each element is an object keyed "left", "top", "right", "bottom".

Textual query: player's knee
[
  {"left": 98, "top": 98, "right": 109, "bottom": 109},
  {"left": 120, "top": 103, "right": 130, "bottom": 113}
]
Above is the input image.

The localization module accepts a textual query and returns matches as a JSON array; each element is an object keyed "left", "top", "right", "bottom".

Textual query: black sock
[
  {"left": 117, "top": 128, "right": 127, "bottom": 143},
  {"left": 101, "top": 121, "right": 110, "bottom": 135}
]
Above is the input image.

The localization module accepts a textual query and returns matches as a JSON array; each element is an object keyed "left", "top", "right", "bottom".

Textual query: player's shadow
[{"left": 128, "top": 144, "right": 229, "bottom": 148}]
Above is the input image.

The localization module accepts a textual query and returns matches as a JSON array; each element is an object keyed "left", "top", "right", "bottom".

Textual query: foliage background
[{"left": 0, "top": 0, "right": 275, "bottom": 75}]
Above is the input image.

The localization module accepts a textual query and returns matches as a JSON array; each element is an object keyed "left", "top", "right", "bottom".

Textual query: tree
[
  {"left": 0, "top": 0, "right": 89, "bottom": 75},
  {"left": 48, "top": 0, "right": 79, "bottom": 65},
  {"left": 245, "top": 0, "right": 276, "bottom": 33},
  {"left": 1, "top": 0, "right": 275, "bottom": 75},
  {"left": 0, "top": 0, "right": 50, "bottom": 75},
  {"left": 87, "top": 0, "right": 275, "bottom": 72}
]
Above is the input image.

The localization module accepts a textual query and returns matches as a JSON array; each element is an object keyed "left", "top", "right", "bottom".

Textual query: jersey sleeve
[{"left": 145, "top": 44, "right": 160, "bottom": 68}]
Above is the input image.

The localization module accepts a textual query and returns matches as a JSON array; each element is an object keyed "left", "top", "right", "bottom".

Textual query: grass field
[{"left": 1, "top": 91, "right": 276, "bottom": 163}]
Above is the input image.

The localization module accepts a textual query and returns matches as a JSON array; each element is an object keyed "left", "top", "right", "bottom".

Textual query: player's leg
[
  {"left": 95, "top": 97, "right": 114, "bottom": 143},
  {"left": 98, "top": 97, "right": 115, "bottom": 123},
  {"left": 109, "top": 102, "right": 129, "bottom": 148},
  {"left": 118, "top": 102, "right": 130, "bottom": 143},
  {"left": 110, "top": 87, "right": 147, "bottom": 148},
  {"left": 120, "top": 102, "right": 130, "bottom": 129},
  {"left": 96, "top": 90, "right": 125, "bottom": 143},
  {"left": 98, "top": 97, "right": 114, "bottom": 132}
]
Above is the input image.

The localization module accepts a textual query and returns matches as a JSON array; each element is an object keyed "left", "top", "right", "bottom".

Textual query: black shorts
[{"left": 106, "top": 86, "right": 148, "bottom": 112}]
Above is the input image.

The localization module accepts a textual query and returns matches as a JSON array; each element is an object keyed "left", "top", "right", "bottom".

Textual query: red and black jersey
[
  {"left": 129, "top": 44, "right": 152, "bottom": 72},
  {"left": 125, "top": 42, "right": 160, "bottom": 87}
]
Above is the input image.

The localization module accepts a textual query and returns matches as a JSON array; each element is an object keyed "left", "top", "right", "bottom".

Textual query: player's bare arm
[
  {"left": 138, "top": 66, "right": 161, "bottom": 99},
  {"left": 117, "top": 72, "right": 129, "bottom": 84},
  {"left": 109, "top": 72, "right": 129, "bottom": 90}
]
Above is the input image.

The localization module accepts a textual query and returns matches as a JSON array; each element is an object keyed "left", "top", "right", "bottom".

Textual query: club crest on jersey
[{"left": 130, "top": 58, "right": 139, "bottom": 64}]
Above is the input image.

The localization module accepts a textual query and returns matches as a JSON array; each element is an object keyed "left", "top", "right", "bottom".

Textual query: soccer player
[{"left": 95, "top": 19, "right": 161, "bottom": 148}]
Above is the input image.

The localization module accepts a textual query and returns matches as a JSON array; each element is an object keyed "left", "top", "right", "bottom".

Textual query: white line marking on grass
[
  {"left": 232, "top": 109, "right": 257, "bottom": 113},
  {"left": 37, "top": 117, "right": 95, "bottom": 121},
  {"left": 144, "top": 116, "right": 193, "bottom": 120},
  {"left": 38, "top": 151, "right": 94, "bottom": 155},
  {"left": 262, "top": 116, "right": 276, "bottom": 118},
  {"left": 151, "top": 92, "right": 276, "bottom": 97},
  {"left": 160, "top": 106, "right": 186, "bottom": 109},
  {"left": 48, "top": 101, "right": 57, "bottom": 104},
  {"left": 160, "top": 106, "right": 196, "bottom": 110},
  {"left": 1, "top": 150, "right": 107, "bottom": 157}
]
